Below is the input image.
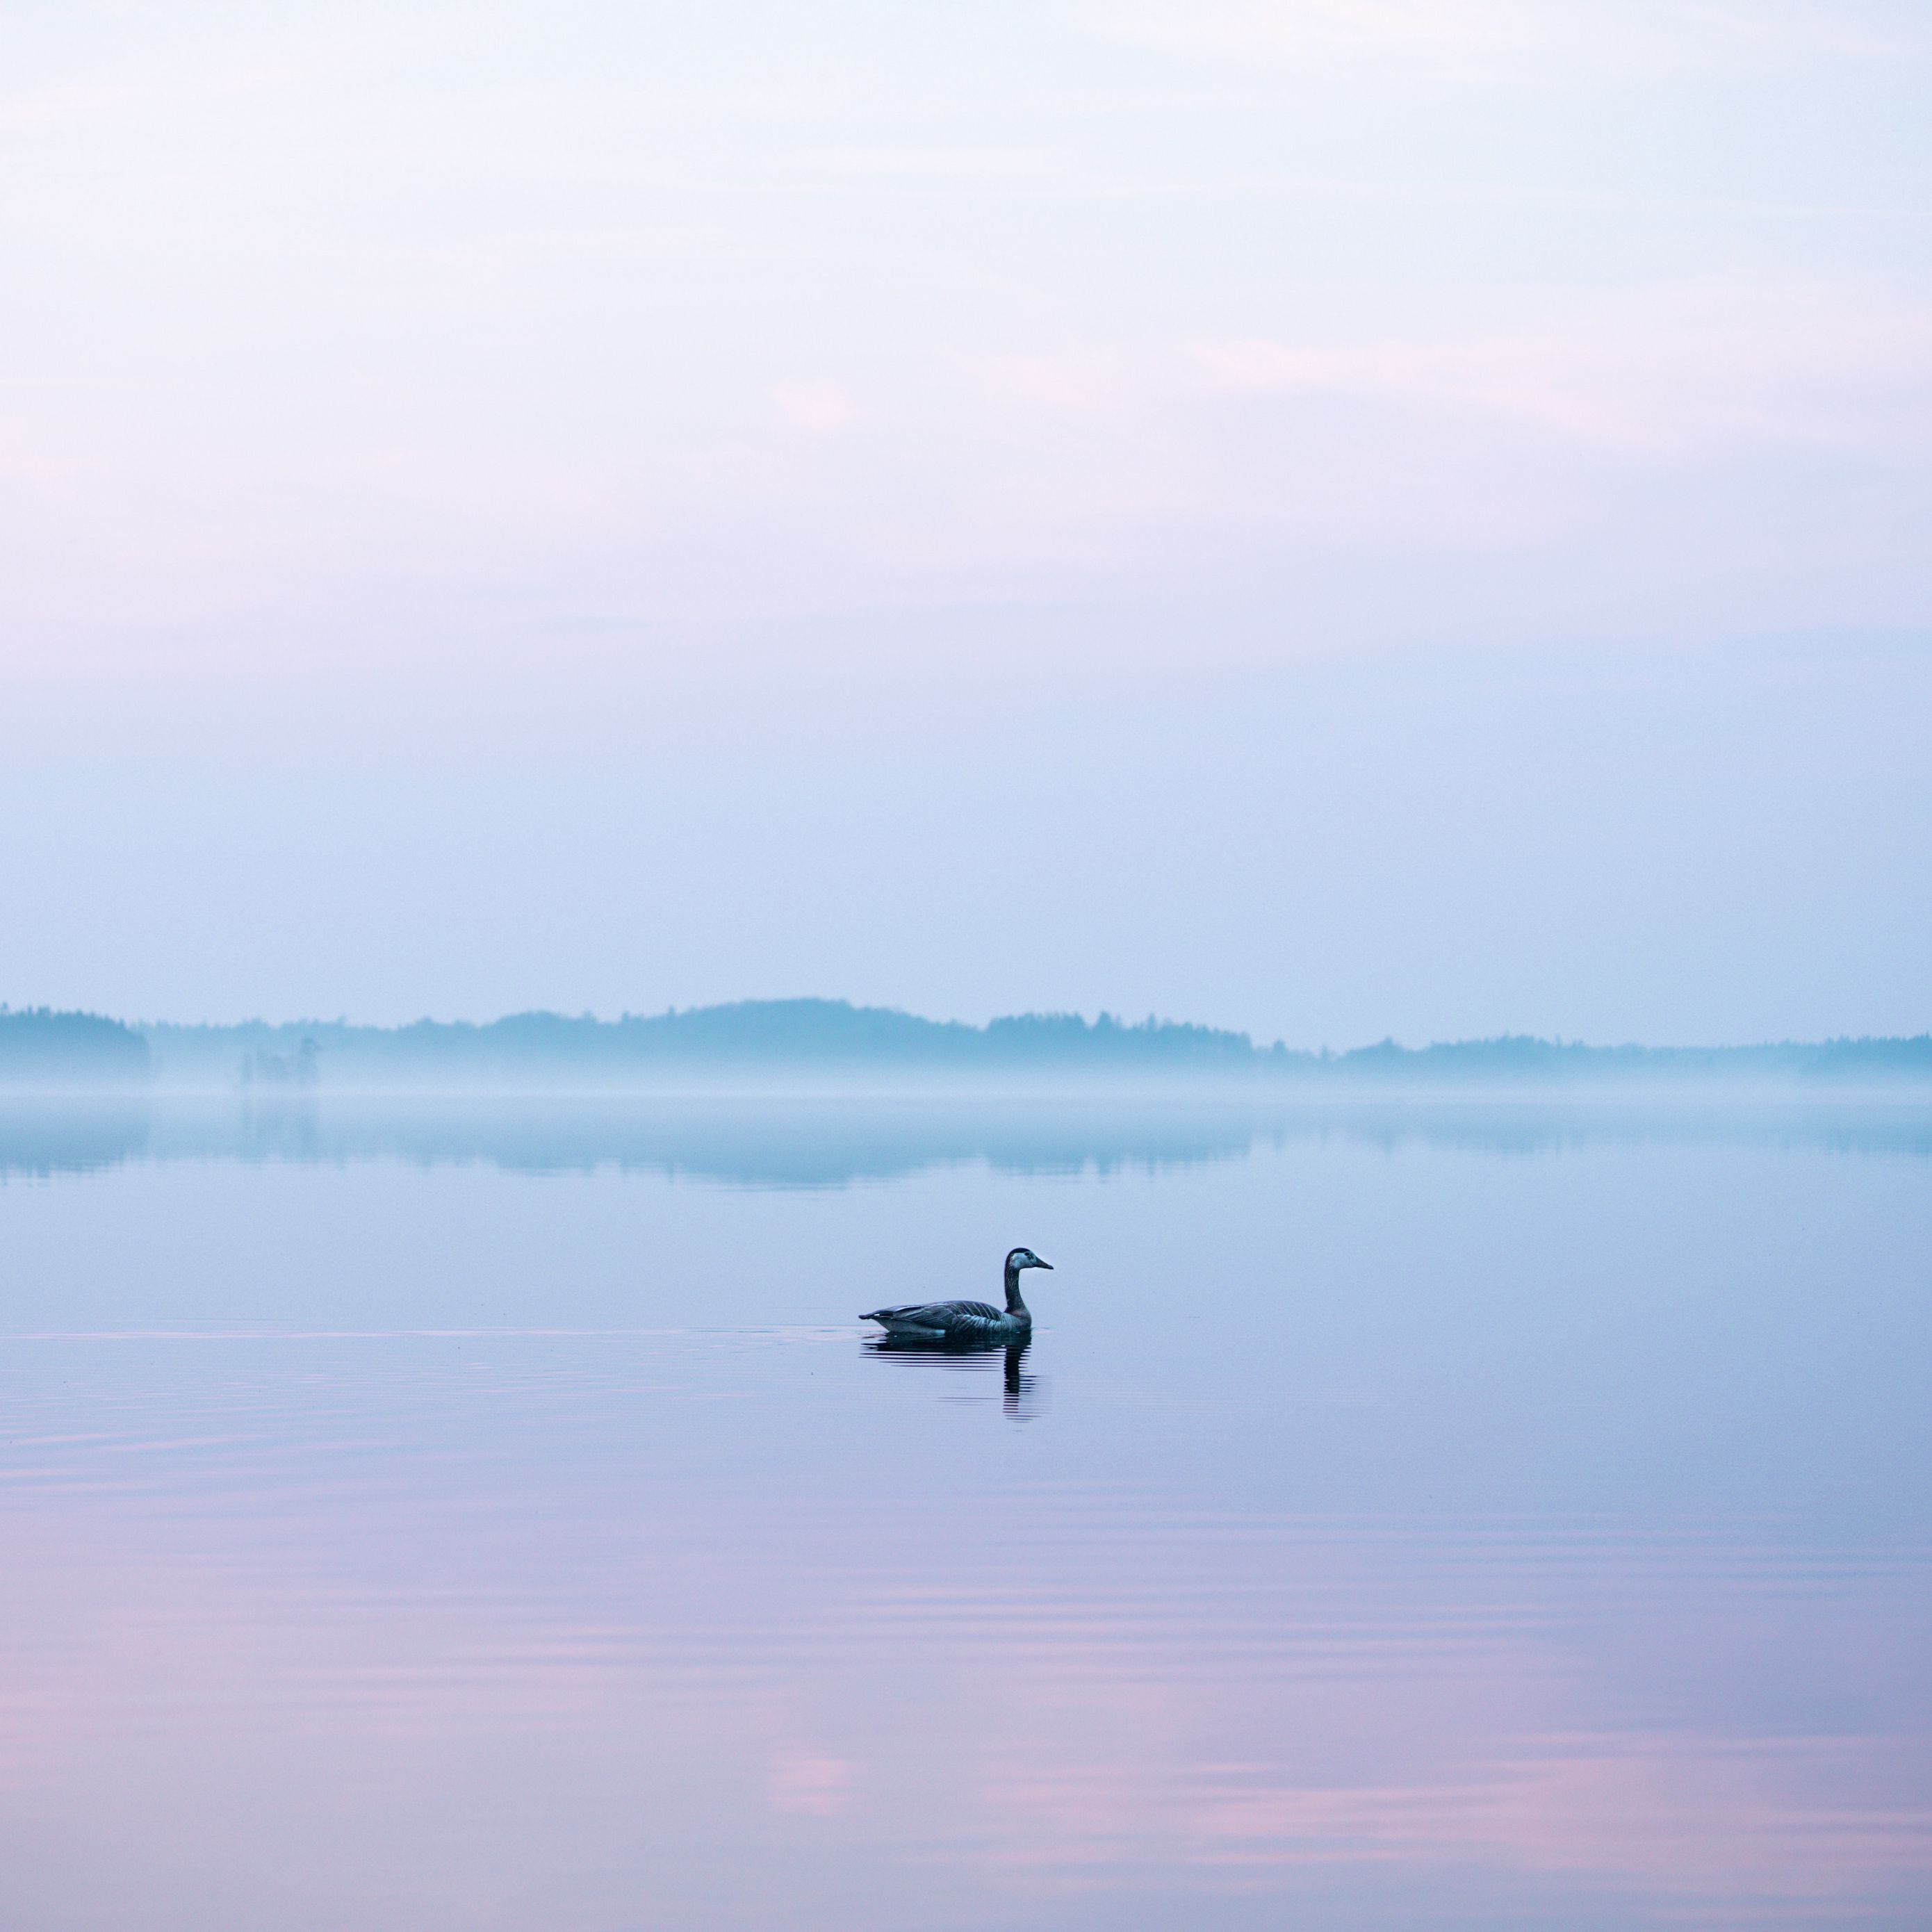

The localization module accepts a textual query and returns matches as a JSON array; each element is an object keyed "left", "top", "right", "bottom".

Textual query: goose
[{"left": 862, "top": 1247, "right": 1054, "bottom": 1344}]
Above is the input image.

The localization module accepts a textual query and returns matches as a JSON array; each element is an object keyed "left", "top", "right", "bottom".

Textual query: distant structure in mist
[
  {"left": 240, "top": 1036, "right": 320, "bottom": 1090},
  {"left": 3, "top": 998, "right": 1929, "bottom": 1093}
]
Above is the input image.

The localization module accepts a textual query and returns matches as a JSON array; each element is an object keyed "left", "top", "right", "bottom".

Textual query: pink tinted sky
[{"left": 2, "top": 0, "right": 1929, "bottom": 1040}]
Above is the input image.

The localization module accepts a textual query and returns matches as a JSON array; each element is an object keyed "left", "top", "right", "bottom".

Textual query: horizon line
[{"left": 3, "top": 995, "right": 1930, "bottom": 1060}]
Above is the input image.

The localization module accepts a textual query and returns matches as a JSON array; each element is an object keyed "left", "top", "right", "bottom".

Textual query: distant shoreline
[{"left": 2, "top": 999, "right": 1929, "bottom": 1094}]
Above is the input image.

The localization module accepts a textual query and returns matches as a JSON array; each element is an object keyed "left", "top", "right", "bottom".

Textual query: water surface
[{"left": 2, "top": 1097, "right": 1928, "bottom": 1929}]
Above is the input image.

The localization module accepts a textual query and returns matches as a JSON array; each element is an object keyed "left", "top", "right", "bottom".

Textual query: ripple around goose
[{"left": 861, "top": 1247, "right": 1053, "bottom": 1345}]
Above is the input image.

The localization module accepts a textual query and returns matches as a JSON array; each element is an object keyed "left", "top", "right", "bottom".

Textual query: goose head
[{"left": 1006, "top": 1247, "right": 1054, "bottom": 1273}]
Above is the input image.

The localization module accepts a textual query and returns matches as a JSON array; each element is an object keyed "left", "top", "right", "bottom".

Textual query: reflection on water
[
  {"left": 867, "top": 1338, "right": 1045, "bottom": 1423},
  {"left": 1, "top": 1098, "right": 1928, "bottom": 1929},
  {"left": 3, "top": 1092, "right": 1932, "bottom": 1184}
]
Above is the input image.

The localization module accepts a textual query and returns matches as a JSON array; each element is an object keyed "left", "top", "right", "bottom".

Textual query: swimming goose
[{"left": 862, "top": 1247, "right": 1054, "bottom": 1344}]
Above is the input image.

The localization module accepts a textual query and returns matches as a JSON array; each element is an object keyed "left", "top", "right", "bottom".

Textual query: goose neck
[{"left": 1004, "top": 1262, "right": 1031, "bottom": 1318}]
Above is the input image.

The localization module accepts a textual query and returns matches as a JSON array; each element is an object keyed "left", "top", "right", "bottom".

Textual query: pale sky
[{"left": 3, "top": 1, "right": 1929, "bottom": 1043}]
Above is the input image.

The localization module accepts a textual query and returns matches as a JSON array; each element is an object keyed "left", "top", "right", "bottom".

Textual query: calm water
[{"left": 1, "top": 1097, "right": 1929, "bottom": 1931}]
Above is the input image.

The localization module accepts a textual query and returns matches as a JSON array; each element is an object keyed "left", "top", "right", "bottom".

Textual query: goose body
[{"left": 863, "top": 1247, "right": 1052, "bottom": 1344}]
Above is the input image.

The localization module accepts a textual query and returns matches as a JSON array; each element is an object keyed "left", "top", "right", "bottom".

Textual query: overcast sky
[{"left": 3, "top": 0, "right": 1928, "bottom": 1042}]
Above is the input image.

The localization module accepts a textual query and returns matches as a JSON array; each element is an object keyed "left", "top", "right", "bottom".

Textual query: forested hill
[
  {"left": 0, "top": 1007, "right": 150, "bottom": 1083},
  {"left": 3, "top": 999, "right": 1930, "bottom": 1089},
  {"left": 139, "top": 1002, "right": 1265, "bottom": 1085}
]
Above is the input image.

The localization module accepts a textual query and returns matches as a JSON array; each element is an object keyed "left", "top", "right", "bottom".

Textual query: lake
[{"left": 1, "top": 1096, "right": 1928, "bottom": 1930}]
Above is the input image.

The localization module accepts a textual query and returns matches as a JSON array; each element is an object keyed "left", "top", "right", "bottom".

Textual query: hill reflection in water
[{"left": 4, "top": 1092, "right": 1930, "bottom": 1186}]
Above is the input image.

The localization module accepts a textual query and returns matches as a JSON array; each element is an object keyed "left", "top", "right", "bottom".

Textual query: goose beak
[{"left": 1036, "top": 1257, "right": 1054, "bottom": 1270}]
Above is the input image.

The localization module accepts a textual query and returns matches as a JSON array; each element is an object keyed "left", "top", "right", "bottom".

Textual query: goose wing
[{"left": 862, "top": 1298, "right": 1006, "bottom": 1334}]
